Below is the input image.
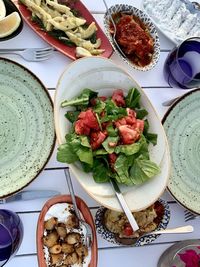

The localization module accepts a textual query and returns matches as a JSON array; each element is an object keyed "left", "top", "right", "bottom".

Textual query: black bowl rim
[{"left": 0, "top": 0, "right": 23, "bottom": 41}]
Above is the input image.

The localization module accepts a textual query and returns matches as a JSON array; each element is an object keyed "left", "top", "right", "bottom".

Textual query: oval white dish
[{"left": 54, "top": 56, "right": 170, "bottom": 212}]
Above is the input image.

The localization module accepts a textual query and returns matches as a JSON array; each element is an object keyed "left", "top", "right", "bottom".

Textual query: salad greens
[{"left": 57, "top": 88, "right": 160, "bottom": 185}]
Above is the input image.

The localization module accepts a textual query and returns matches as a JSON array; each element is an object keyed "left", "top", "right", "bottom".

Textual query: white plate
[
  {"left": 54, "top": 57, "right": 170, "bottom": 211},
  {"left": 142, "top": 0, "right": 200, "bottom": 45}
]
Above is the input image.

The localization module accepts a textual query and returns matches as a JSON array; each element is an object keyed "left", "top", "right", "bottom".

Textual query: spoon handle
[
  {"left": 64, "top": 168, "right": 82, "bottom": 221},
  {"left": 110, "top": 179, "right": 139, "bottom": 231},
  {"left": 153, "top": 225, "right": 194, "bottom": 235}
]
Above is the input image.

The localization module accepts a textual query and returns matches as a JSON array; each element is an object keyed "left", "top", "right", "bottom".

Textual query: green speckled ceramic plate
[
  {"left": 162, "top": 89, "right": 200, "bottom": 215},
  {"left": 0, "top": 58, "right": 55, "bottom": 199}
]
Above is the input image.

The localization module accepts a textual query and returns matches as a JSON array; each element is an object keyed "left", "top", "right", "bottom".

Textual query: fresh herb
[
  {"left": 88, "top": 32, "right": 97, "bottom": 44},
  {"left": 143, "top": 119, "right": 158, "bottom": 145},
  {"left": 31, "top": 15, "right": 45, "bottom": 29},
  {"left": 71, "top": 8, "right": 81, "bottom": 17},
  {"left": 65, "top": 111, "right": 80, "bottom": 123},
  {"left": 61, "top": 88, "right": 98, "bottom": 108},
  {"left": 136, "top": 108, "right": 148, "bottom": 119},
  {"left": 125, "top": 87, "right": 141, "bottom": 108}
]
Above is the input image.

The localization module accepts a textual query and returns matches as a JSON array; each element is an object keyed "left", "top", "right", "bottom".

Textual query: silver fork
[
  {"left": 0, "top": 47, "right": 54, "bottom": 61},
  {"left": 102, "top": 0, "right": 127, "bottom": 58},
  {"left": 184, "top": 210, "right": 199, "bottom": 222},
  {"left": 64, "top": 168, "right": 93, "bottom": 248}
]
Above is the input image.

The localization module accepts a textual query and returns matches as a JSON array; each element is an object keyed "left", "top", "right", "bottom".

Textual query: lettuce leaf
[
  {"left": 115, "top": 136, "right": 145, "bottom": 155},
  {"left": 61, "top": 88, "right": 97, "bottom": 108},
  {"left": 57, "top": 143, "right": 79, "bottom": 163},
  {"left": 102, "top": 136, "right": 119, "bottom": 154},
  {"left": 57, "top": 133, "right": 93, "bottom": 166},
  {"left": 114, "top": 154, "right": 134, "bottom": 184},
  {"left": 129, "top": 156, "right": 160, "bottom": 185},
  {"left": 92, "top": 159, "right": 110, "bottom": 183},
  {"left": 125, "top": 88, "right": 141, "bottom": 108}
]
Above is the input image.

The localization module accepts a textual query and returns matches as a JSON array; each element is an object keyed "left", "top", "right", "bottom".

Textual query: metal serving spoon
[
  {"left": 64, "top": 168, "right": 93, "bottom": 248},
  {"left": 162, "top": 96, "right": 180, "bottom": 106},
  {"left": 102, "top": 0, "right": 127, "bottom": 58},
  {"left": 116, "top": 225, "right": 194, "bottom": 245}
]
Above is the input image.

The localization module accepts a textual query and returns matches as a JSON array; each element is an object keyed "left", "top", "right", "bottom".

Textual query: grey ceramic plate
[
  {"left": 0, "top": 58, "right": 55, "bottom": 198},
  {"left": 162, "top": 89, "right": 200, "bottom": 215},
  {"left": 157, "top": 239, "right": 200, "bottom": 267}
]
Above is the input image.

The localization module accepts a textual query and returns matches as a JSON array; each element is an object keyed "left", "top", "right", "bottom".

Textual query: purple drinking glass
[
  {"left": 0, "top": 210, "right": 23, "bottom": 267},
  {"left": 163, "top": 37, "right": 200, "bottom": 89}
]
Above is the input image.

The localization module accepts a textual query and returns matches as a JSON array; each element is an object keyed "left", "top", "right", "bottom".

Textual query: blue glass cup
[
  {"left": 0, "top": 210, "right": 23, "bottom": 267},
  {"left": 163, "top": 37, "right": 200, "bottom": 89}
]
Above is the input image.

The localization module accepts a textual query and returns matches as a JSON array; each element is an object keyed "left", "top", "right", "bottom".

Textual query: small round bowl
[
  {"left": 37, "top": 195, "right": 98, "bottom": 267},
  {"left": 95, "top": 199, "right": 170, "bottom": 246},
  {"left": 0, "top": 0, "right": 23, "bottom": 41},
  {"left": 104, "top": 4, "right": 160, "bottom": 71}
]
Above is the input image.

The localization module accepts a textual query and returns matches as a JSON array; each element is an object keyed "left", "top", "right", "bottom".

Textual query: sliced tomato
[
  {"left": 75, "top": 120, "right": 90, "bottom": 136},
  {"left": 115, "top": 108, "right": 137, "bottom": 128},
  {"left": 78, "top": 109, "right": 99, "bottom": 131},
  {"left": 108, "top": 153, "right": 118, "bottom": 171},
  {"left": 90, "top": 96, "right": 107, "bottom": 106},
  {"left": 114, "top": 117, "right": 127, "bottom": 128},
  {"left": 123, "top": 223, "right": 134, "bottom": 236},
  {"left": 112, "top": 89, "right": 125, "bottom": 107},
  {"left": 126, "top": 108, "right": 136, "bottom": 118},
  {"left": 99, "top": 96, "right": 107, "bottom": 101},
  {"left": 90, "top": 131, "right": 107, "bottom": 150},
  {"left": 90, "top": 98, "right": 97, "bottom": 106},
  {"left": 125, "top": 115, "right": 137, "bottom": 126},
  {"left": 136, "top": 119, "right": 144, "bottom": 133},
  {"left": 118, "top": 125, "right": 140, "bottom": 144},
  {"left": 108, "top": 153, "right": 117, "bottom": 163}
]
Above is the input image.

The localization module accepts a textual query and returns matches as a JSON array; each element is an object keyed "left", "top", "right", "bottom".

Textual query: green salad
[{"left": 57, "top": 87, "right": 160, "bottom": 185}]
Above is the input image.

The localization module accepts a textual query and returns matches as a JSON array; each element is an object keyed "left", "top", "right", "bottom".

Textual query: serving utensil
[
  {"left": 102, "top": 0, "right": 126, "bottom": 58},
  {"left": 147, "top": 225, "right": 193, "bottom": 235},
  {"left": 110, "top": 179, "right": 139, "bottom": 232},
  {"left": 64, "top": 168, "right": 93, "bottom": 248},
  {"left": 0, "top": 47, "right": 54, "bottom": 61},
  {"left": 162, "top": 96, "right": 181, "bottom": 106},
  {"left": 115, "top": 225, "right": 194, "bottom": 245},
  {"left": 0, "top": 190, "right": 60, "bottom": 204}
]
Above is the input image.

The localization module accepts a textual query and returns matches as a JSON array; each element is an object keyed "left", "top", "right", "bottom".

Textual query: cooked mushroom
[
  {"left": 61, "top": 243, "right": 74, "bottom": 253},
  {"left": 65, "top": 232, "right": 81, "bottom": 245},
  {"left": 43, "top": 231, "right": 58, "bottom": 248},
  {"left": 75, "top": 244, "right": 88, "bottom": 258},
  {"left": 65, "top": 214, "right": 79, "bottom": 229},
  {"left": 49, "top": 244, "right": 62, "bottom": 254},
  {"left": 64, "top": 252, "right": 79, "bottom": 265},
  {"left": 51, "top": 253, "right": 64, "bottom": 265},
  {"left": 44, "top": 217, "right": 57, "bottom": 231},
  {"left": 56, "top": 226, "right": 67, "bottom": 238}
]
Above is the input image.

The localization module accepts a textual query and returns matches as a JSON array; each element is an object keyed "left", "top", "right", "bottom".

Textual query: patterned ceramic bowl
[
  {"left": 95, "top": 199, "right": 170, "bottom": 246},
  {"left": 104, "top": 4, "right": 160, "bottom": 71}
]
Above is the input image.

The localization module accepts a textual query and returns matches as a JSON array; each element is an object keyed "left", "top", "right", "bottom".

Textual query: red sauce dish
[
  {"left": 37, "top": 195, "right": 97, "bottom": 267},
  {"left": 104, "top": 4, "right": 160, "bottom": 71},
  {"left": 110, "top": 13, "right": 154, "bottom": 67}
]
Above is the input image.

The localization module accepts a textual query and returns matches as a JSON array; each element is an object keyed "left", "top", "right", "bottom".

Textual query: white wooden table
[{"left": 1, "top": 0, "right": 200, "bottom": 266}]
